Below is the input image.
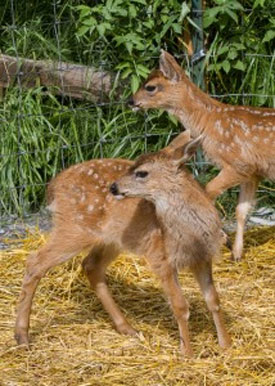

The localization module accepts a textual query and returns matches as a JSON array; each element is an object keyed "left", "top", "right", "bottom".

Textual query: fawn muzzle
[
  {"left": 110, "top": 182, "right": 126, "bottom": 200},
  {"left": 128, "top": 97, "right": 141, "bottom": 112}
]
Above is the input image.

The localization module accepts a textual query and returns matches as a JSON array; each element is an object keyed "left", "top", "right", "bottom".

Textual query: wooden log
[{"left": 0, "top": 54, "right": 117, "bottom": 101}]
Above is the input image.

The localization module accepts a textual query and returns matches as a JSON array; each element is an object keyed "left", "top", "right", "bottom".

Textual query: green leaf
[
  {"left": 83, "top": 17, "right": 97, "bottom": 27},
  {"left": 222, "top": 60, "right": 230, "bottom": 73},
  {"left": 217, "top": 45, "right": 229, "bottom": 55},
  {"left": 225, "top": 9, "right": 238, "bottom": 24},
  {"left": 233, "top": 60, "right": 245, "bottom": 71},
  {"left": 187, "top": 16, "right": 202, "bottom": 32},
  {"left": 167, "top": 113, "right": 179, "bottom": 126},
  {"left": 121, "top": 67, "right": 133, "bottom": 79},
  {"left": 172, "top": 23, "right": 182, "bottom": 34},
  {"left": 136, "top": 64, "right": 150, "bottom": 77},
  {"left": 263, "top": 30, "right": 275, "bottom": 43},
  {"left": 203, "top": 15, "right": 217, "bottom": 28},
  {"left": 253, "top": 0, "right": 266, "bottom": 8},
  {"left": 131, "top": 74, "right": 140, "bottom": 93},
  {"left": 129, "top": 4, "right": 137, "bottom": 18},
  {"left": 97, "top": 24, "right": 106, "bottom": 36},
  {"left": 76, "top": 26, "right": 90, "bottom": 37},
  {"left": 228, "top": 48, "right": 238, "bottom": 60},
  {"left": 179, "top": 2, "right": 190, "bottom": 22}
]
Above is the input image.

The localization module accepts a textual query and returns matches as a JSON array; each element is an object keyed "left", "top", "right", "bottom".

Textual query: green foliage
[
  {"left": 74, "top": 0, "right": 190, "bottom": 93},
  {"left": 204, "top": 0, "right": 275, "bottom": 106}
]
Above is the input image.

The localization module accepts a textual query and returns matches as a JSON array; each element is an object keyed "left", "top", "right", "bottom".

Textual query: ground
[{"left": 0, "top": 219, "right": 274, "bottom": 385}]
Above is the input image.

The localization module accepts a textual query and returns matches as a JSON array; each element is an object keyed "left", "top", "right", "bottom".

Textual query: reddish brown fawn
[
  {"left": 15, "top": 133, "right": 231, "bottom": 357},
  {"left": 129, "top": 50, "right": 275, "bottom": 261}
]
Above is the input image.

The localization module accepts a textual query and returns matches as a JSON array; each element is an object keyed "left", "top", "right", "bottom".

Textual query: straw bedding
[{"left": 0, "top": 226, "right": 274, "bottom": 385}]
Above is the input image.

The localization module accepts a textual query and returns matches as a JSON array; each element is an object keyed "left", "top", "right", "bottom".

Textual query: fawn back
[{"left": 47, "top": 158, "right": 161, "bottom": 257}]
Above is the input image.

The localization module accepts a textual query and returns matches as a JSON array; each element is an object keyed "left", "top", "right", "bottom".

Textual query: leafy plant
[
  {"left": 74, "top": 0, "right": 191, "bottom": 92},
  {"left": 204, "top": 0, "right": 275, "bottom": 107}
]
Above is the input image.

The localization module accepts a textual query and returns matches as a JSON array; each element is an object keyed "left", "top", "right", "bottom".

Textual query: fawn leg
[
  {"left": 149, "top": 260, "right": 193, "bottom": 357},
  {"left": 15, "top": 236, "right": 84, "bottom": 346},
  {"left": 233, "top": 179, "right": 259, "bottom": 261},
  {"left": 205, "top": 167, "right": 244, "bottom": 200},
  {"left": 82, "top": 244, "right": 137, "bottom": 336},
  {"left": 192, "top": 262, "right": 231, "bottom": 349}
]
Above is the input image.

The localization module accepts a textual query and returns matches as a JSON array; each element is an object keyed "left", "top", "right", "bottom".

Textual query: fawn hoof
[
  {"left": 180, "top": 345, "right": 194, "bottom": 358},
  {"left": 15, "top": 332, "right": 30, "bottom": 348},
  {"left": 116, "top": 322, "right": 138, "bottom": 336},
  {"left": 231, "top": 251, "right": 243, "bottom": 262},
  {"left": 219, "top": 334, "right": 232, "bottom": 349}
]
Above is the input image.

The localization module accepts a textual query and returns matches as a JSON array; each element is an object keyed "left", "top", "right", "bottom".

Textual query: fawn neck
[
  {"left": 168, "top": 78, "right": 223, "bottom": 137},
  {"left": 152, "top": 171, "right": 215, "bottom": 233}
]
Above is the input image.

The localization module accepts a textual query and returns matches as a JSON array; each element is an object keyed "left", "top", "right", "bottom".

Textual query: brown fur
[
  {"left": 131, "top": 50, "right": 275, "bottom": 260},
  {"left": 15, "top": 138, "right": 231, "bottom": 357}
]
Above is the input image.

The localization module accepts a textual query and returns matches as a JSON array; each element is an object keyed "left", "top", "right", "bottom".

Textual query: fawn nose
[
  {"left": 110, "top": 182, "right": 119, "bottom": 195},
  {"left": 128, "top": 97, "right": 134, "bottom": 106}
]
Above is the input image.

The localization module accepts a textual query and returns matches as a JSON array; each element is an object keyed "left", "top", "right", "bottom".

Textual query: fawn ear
[
  {"left": 172, "top": 135, "right": 203, "bottom": 165},
  {"left": 159, "top": 50, "right": 183, "bottom": 82},
  {"left": 161, "top": 130, "right": 191, "bottom": 155}
]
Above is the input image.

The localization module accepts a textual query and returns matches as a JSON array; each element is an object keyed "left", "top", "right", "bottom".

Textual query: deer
[
  {"left": 15, "top": 133, "right": 231, "bottom": 357},
  {"left": 129, "top": 50, "right": 275, "bottom": 261}
]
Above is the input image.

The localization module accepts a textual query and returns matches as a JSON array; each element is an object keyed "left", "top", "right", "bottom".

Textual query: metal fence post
[{"left": 191, "top": 0, "right": 205, "bottom": 90}]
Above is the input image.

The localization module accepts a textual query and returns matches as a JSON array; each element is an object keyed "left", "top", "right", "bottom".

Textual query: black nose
[
  {"left": 128, "top": 97, "right": 134, "bottom": 106},
  {"left": 110, "top": 182, "right": 119, "bottom": 195}
]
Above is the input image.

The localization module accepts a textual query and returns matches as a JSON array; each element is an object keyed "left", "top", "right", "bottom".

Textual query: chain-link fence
[{"left": 0, "top": 0, "right": 274, "bottom": 220}]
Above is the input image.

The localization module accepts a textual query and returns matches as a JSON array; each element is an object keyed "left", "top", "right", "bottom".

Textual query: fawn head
[
  {"left": 128, "top": 50, "right": 188, "bottom": 111},
  {"left": 110, "top": 136, "right": 201, "bottom": 201}
]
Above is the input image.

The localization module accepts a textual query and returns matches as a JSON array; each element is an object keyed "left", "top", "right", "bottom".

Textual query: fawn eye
[
  {"left": 145, "top": 85, "right": 157, "bottom": 93},
  {"left": 135, "top": 171, "right": 148, "bottom": 178}
]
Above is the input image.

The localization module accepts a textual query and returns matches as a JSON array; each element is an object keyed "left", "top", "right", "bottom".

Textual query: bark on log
[{"left": 0, "top": 54, "right": 117, "bottom": 101}]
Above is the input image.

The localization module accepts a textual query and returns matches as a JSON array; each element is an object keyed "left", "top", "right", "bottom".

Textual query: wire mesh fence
[{"left": 0, "top": 0, "right": 274, "bottom": 219}]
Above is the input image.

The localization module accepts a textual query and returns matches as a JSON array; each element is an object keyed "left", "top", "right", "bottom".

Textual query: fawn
[
  {"left": 129, "top": 50, "right": 275, "bottom": 261},
  {"left": 15, "top": 133, "right": 231, "bottom": 357}
]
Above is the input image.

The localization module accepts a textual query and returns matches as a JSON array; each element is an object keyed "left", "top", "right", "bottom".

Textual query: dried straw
[{"left": 0, "top": 226, "right": 274, "bottom": 385}]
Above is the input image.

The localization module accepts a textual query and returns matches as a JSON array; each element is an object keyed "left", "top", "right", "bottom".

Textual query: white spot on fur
[
  {"left": 94, "top": 173, "right": 99, "bottom": 179},
  {"left": 88, "top": 169, "right": 94, "bottom": 175},
  {"left": 214, "top": 120, "right": 224, "bottom": 135},
  {"left": 87, "top": 205, "right": 94, "bottom": 212}
]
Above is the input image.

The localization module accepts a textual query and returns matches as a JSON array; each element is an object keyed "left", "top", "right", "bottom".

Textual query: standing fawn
[
  {"left": 15, "top": 134, "right": 231, "bottom": 357},
  {"left": 129, "top": 50, "right": 275, "bottom": 261}
]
